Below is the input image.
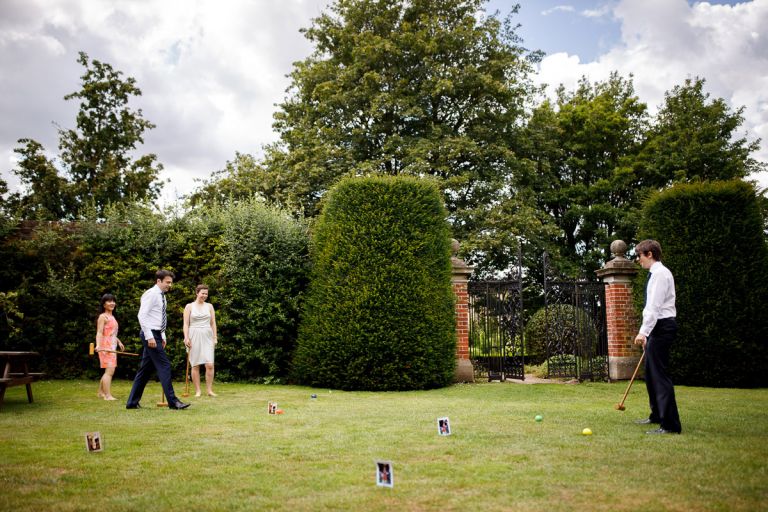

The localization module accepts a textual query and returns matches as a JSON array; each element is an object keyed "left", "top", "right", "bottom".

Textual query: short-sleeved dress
[
  {"left": 97, "top": 314, "right": 118, "bottom": 369},
  {"left": 188, "top": 303, "right": 215, "bottom": 366}
]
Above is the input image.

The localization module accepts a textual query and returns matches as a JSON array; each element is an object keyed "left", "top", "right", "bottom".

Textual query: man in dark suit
[
  {"left": 126, "top": 269, "right": 190, "bottom": 410},
  {"left": 634, "top": 240, "right": 681, "bottom": 434}
]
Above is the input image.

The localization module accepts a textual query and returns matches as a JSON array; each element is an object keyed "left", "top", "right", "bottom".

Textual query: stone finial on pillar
[
  {"left": 595, "top": 240, "right": 642, "bottom": 380},
  {"left": 451, "top": 239, "right": 474, "bottom": 383}
]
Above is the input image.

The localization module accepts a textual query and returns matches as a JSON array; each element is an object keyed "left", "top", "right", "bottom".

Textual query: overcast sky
[{"left": 1, "top": 0, "right": 766, "bottom": 204}]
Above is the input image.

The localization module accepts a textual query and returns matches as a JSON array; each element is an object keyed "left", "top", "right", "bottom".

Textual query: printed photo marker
[
  {"left": 437, "top": 417, "right": 451, "bottom": 436},
  {"left": 85, "top": 432, "right": 103, "bottom": 453},
  {"left": 375, "top": 460, "right": 394, "bottom": 488}
]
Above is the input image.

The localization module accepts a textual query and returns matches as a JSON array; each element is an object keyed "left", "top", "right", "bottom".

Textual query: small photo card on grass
[
  {"left": 268, "top": 402, "right": 277, "bottom": 415},
  {"left": 375, "top": 460, "right": 394, "bottom": 488},
  {"left": 85, "top": 432, "right": 103, "bottom": 453},
  {"left": 437, "top": 417, "right": 451, "bottom": 436}
]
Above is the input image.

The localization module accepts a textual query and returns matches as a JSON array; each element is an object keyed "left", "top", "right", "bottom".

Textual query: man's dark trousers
[
  {"left": 126, "top": 330, "right": 180, "bottom": 407},
  {"left": 644, "top": 318, "right": 682, "bottom": 433}
]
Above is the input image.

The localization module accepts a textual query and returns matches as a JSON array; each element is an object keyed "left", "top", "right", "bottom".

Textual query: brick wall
[
  {"left": 453, "top": 281, "right": 469, "bottom": 360},
  {"left": 605, "top": 281, "right": 639, "bottom": 358},
  {"left": 595, "top": 240, "right": 643, "bottom": 380}
]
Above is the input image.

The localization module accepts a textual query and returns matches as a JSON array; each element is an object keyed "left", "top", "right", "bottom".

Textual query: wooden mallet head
[{"left": 89, "top": 342, "right": 95, "bottom": 356}]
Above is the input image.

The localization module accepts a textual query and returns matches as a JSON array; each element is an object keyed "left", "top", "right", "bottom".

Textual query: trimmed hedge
[
  {"left": 218, "top": 202, "right": 310, "bottom": 381},
  {"left": 638, "top": 180, "right": 768, "bottom": 387},
  {"left": 0, "top": 200, "right": 310, "bottom": 382},
  {"left": 292, "top": 176, "right": 456, "bottom": 390}
]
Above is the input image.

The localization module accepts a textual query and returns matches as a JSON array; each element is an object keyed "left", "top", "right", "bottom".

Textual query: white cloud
[
  {"left": 535, "top": 0, "right": 768, "bottom": 187},
  {"left": 0, "top": 0, "right": 330, "bottom": 202},
  {"left": 581, "top": 4, "right": 614, "bottom": 18},
  {"left": 2, "top": 0, "right": 767, "bottom": 200},
  {"left": 542, "top": 5, "right": 576, "bottom": 15}
]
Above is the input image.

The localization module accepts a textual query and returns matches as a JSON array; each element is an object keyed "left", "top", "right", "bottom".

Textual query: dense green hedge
[
  {"left": 0, "top": 200, "right": 310, "bottom": 382},
  {"left": 638, "top": 180, "right": 768, "bottom": 387},
  {"left": 292, "top": 176, "right": 456, "bottom": 390}
]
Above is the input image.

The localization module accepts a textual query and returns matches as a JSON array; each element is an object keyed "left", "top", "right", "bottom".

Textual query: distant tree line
[
  {"left": 2, "top": 52, "right": 163, "bottom": 221},
  {"left": 2, "top": 1, "right": 764, "bottom": 279}
]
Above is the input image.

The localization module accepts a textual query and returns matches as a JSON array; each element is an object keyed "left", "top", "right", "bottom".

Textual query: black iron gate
[
  {"left": 542, "top": 279, "right": 608, "bottom": 381},
  {"left": 468, "top": 252, "right": 608, "bottom": 382},
  {"left": 468, "top": 279, "right": 525, "bottom": 381}
]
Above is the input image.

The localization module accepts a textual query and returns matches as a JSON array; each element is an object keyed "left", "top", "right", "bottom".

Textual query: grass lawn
[{"left": 1, "top": 379, "right": 766, "bottom": 511}]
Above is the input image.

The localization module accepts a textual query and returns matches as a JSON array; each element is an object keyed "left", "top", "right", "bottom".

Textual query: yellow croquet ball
[{"left": 582, "top": 428, "right": 593, "bottom": 436}]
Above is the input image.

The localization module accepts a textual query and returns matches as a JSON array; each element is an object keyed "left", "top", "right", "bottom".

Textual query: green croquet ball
[
  {"left": 534, "top": 415, "right": 543, "bottom": 422},
  {"left": 582, "top": 428, "right": 593, "bottom": 436}
]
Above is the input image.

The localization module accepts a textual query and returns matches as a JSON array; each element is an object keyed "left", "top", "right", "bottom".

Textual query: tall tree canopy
[
  {"left": 518, "top": 73, "right": 648, "bottom": 277},
  {"left": 260, "top": 0, "right": 540, "bottom": 239},
  {"left": 188, "top": 1, "right": 765, "bottom": 279},
  {"left": 188, "top": 152, "right": 267, "bottom": 207},
  {"left": 508, "top": 74, "right": 764, "bottom": 278},
  {"left": 640, "top": 76, "right": 765, "bottom": 186},
  {"left": 7, "top": 52, "right": 163, "bottom": 219},
  {"left": 7, "top": 139, "right": 72, "bottom": 220}
]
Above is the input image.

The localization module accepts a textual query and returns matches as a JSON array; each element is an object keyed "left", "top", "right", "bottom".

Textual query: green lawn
[{"left": 1, "top": 379, "right": 766, "bottom": 511}]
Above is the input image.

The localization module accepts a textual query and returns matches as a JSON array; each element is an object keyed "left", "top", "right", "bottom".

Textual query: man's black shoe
[
  {"left": 646, "top": 428, "right": 680, "bottom": 435},
  {"left": 634, "top": 418, "right": 657, "bottom": 425},
  {"left": 169, "top": 401, "right": 190, "bottom": 410},
  {"left": 126, "top": 403, "right": 142, "bottom": 409}
]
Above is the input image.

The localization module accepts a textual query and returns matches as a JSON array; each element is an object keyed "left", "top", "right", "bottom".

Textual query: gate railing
[
  {"left": 468, "top": 251, "right": 609, "bottom": 382},
  {"left": 468, "top": 280, "right": 525, "bottom": 381},
  {"left": 542, "top": 280, "right": 608, "bottom": 381}
]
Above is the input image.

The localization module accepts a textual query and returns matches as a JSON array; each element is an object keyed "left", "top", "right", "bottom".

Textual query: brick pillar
[
  {"left": 595, "top": 240, "right": 642, "bottom": 380},
  {"left": 451, "top": 239, "right": 474, "bottom": 383}
]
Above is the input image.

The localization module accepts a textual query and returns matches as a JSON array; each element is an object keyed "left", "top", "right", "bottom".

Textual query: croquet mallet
[
  {"left": 615, "top": 351, "right": 645, "bottom": 411},
  {"left": 158, "top": 390, "right": 168, "bottom": 407},
  {"left": 89, "top": 342, "right": 139, "bottom": 357},
  {"left": 182, "top": 353, "right": 190, "bottom": 398}
]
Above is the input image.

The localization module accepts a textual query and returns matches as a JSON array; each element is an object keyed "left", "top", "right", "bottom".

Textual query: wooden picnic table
[{"left": 0, "top": 351, "right": 44, "bottom": 411}]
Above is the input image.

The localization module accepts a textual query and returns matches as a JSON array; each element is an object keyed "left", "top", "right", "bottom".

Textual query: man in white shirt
[
  {"left": 126, "top": 270, "right": 190, "bottom": 410},
  {"left": 634, "top": 240, "right": 681, "bottom": 434}
]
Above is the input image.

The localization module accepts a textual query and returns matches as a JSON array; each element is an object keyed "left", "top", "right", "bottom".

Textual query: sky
[{"left": 1, "top": 0, "right": 766, "bottom": 205}]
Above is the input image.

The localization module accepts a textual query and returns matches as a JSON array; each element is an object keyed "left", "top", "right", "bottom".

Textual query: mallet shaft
[
  {"left": 616, "top": 351, "right": 645, "bottom": 410},
  {"left": 89, "top": 342, "right": 139, "bottom": 357},
  {"left": 100, "top": 349, "right": 139, "bottom": 356}
]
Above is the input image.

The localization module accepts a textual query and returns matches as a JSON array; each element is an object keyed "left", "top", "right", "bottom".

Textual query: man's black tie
[
  {"left": 161, "top": 293, "right": 167, "bottom": 332},
  {"left": 644, "top": 271, "right": 652, "bottom": 306}
]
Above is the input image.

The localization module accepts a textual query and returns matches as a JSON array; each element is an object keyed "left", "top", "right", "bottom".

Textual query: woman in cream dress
[{"left": 183, "top": 284, "right": 218, "bottom": 397}]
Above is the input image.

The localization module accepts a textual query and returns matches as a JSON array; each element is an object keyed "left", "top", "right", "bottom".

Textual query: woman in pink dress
[{"left": 96, "top": 294, "right": 125, "bottom": 400}]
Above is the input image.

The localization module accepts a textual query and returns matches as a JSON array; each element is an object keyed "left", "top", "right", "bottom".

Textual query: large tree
[
  {"left": 259, "top": 0, "right": 539, "bottom": 240},
  {"left": 514, "top": 74, "right": 765, "bottom": 278},
  {"left": 6, "top": 139, "right": 71, "bottom": 220},
  {"left": 9, "top": 52, "right": 163, "bottom": 219},
  {"left": 519, "top": 73, "right": 649, "bottom": 277},
  {"left": 188, "top": 152, "right": 268, "bottom": 208},
  {"left": 640, "top": 77, "right": 765, "bottom": 186}
]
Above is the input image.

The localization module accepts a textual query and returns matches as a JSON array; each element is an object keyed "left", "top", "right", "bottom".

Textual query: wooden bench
[{"left": 0, "top": 351, "right": 44, "bottom": 410}]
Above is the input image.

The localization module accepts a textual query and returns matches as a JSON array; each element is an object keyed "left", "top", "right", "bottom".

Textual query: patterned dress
[
  {"left": 97, "top": 314, "right": 119, "bottom": 369},
  {"left": 188, "top": 303, "right": 215, "bottom": 366}
]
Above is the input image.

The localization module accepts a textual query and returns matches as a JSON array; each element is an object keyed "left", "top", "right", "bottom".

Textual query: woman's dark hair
[
  {"left": 195, "top": 284, "right": 209, "bottom": 295},
  {"left": 99, "top": 293, "right": 116, "bottom": 314}
]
